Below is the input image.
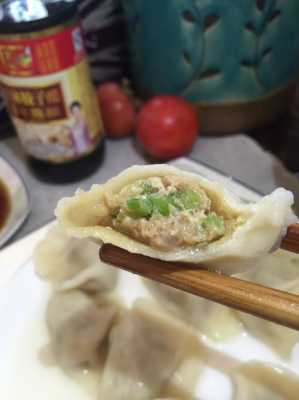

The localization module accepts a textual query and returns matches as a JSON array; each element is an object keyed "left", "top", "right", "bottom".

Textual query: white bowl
[{"left": 0, "top": 157, "right": 30, "bottom": 248}]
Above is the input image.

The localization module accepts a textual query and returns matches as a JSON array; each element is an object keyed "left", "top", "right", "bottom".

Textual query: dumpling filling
[{"left": 103, "top": 176, "right": 238, "bottom": 251}]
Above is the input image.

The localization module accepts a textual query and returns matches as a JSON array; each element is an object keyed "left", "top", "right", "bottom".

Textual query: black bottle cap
[{"left": 0, "top": 0, "right": 78, "bottom": 34}]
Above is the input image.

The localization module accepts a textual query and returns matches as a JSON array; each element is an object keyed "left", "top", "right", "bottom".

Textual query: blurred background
[
  {"left": 1, "top": 0, "right": 299, "bottom": 170},
  {"left": 1, "top": 0, "right": 299, "bottom": 245}
]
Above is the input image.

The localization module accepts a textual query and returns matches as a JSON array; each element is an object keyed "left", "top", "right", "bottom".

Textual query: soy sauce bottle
[{"left": 0, "top": 0, "right": 104, "bottom": 183}]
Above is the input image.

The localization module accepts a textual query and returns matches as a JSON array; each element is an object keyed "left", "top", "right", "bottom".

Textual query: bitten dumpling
[{"left": 55, "top": 165, "right": 296, "bottom": 274}]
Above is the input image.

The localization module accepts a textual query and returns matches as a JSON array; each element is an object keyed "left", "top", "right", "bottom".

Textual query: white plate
[
  {"left": 0, "top": 158, "right": 298, "bottom": 399},
  {"left": 0, "top": 157, "right": 30, "bottom": 248}
]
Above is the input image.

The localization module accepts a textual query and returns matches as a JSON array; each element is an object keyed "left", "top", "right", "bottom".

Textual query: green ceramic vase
[{"left": 122, "top": 0, "right": 299, "bottom": 133}]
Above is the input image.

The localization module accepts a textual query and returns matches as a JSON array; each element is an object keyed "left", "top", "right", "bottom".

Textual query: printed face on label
[{"left": 70, "top": 101, "right": 83, "bottom": 122}]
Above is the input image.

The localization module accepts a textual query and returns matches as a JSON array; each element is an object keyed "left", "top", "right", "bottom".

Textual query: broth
[{"left": 0, "top": 179, "right": 10, "bottom": 230}]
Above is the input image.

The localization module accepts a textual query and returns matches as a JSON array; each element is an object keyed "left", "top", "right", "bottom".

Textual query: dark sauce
[{"left": 0, "top": 179, "right": 11, "bottom": 230}]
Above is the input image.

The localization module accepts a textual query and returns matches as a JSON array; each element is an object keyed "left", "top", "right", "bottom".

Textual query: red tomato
[
  {"left": 137, "top": 95, "right": 198, "bottom": 160},
  {"left": 97, "top": 82, "right": 121, "bottom": 102},
  {"left": 97, "top": 83, "right": 136, "bottom": 138}
]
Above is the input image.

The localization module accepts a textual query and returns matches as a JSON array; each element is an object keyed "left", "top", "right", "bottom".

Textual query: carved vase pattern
[{"left": 122, "top": 0, "right": 299, "bottom": 131}]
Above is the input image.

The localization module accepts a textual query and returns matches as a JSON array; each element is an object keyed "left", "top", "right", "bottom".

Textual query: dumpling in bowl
[
  {"left": 46, "top": 290, "right": 116, "bottom": 368},
  {"left": 98, "top": 299, "right": 198, "bottom": 400},
  {"left": 55, "top": 165, "right": 295, "bottom": 274}
]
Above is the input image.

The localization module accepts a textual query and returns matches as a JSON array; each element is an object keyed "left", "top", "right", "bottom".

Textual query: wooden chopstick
[
  {"left": 100, "top": 244, "right": 299, "bottom": 331},
  {"left": 280, "top": 223, "right": 299, "bottom": 254}
]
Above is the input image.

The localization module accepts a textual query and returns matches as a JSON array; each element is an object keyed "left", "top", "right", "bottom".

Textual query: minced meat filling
[{"left": 103, "top": 176, "right": 230, "bottom": 251}]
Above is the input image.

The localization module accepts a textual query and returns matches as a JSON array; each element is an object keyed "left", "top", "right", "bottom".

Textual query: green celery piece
[
  {"left": 167, "top": 192, "right": 183, "bottom": 210},
  {"left": 127, "top": 196, "right": 153, "bottom": 218},
  {"left": 151, "top": 195, "right": 170, "bottom": 216},
  {"left": 202, "top": 213, "right": 224, "bottom": 231},
  {"left": 179, "top": 189, "right": 201, "bottom": 209}
]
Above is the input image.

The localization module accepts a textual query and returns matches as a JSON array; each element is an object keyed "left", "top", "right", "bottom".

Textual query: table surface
[{"left": 1, "top": 133, "right": 299, "bottom": 246}]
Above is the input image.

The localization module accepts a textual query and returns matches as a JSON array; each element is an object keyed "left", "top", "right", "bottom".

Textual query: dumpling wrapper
[
  {"left": 34, "top": 225, "right": 86, "bottom": 283},
  {"left": 55, "top": 164, "right": 296, "bottom": 274},
  {"left": 46, "top": 290, "right": 116, "bottom": 368},
  {"left": 143, "top": 278, "right": 242, "bottom": 342},
  {"left": 161, "top": 357, "right": 203, "bottom": 399},
  {"left": 145, "top": 249, "right": 299, "bottom": 356},
  {"left": 98, "top": 299, "right": 199, "bottom": 400},
  {"left": 231, "top": 361, "right": 299, "bottom": 400},
  {"left": 34, "top": 225, "right": 118, "bottom": 293},
  {"left": 235, "top": 250, "right": 299, "bottom": 357}
]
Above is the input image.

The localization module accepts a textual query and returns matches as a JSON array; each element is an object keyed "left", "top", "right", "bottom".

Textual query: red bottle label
[{"left": 0, "top": 24, "right": 85, "bottom": 77}]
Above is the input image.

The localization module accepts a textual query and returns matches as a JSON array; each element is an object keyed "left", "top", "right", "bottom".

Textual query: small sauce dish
[{"left": 0, "top": 157, "right": 30, "bottom": 248}]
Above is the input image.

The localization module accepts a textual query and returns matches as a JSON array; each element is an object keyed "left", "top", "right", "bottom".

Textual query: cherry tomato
[
  {"left": 97, "top": 83, "right": 136, "bottom": 138},
  {"left": 137, "top": 95, "right": 198, "bottom": 160}
]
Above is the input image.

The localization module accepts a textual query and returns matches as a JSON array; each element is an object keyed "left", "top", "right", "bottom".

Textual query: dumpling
[
  {"left": 236, "top": 295, "right": 299, "bottom": 358},
  {"left": 233, "top": 371, "right": 282, "bottom": 400},
  {"left": 55, "top": 165, "right": 295, "bottom": 274},
  {"left": 143, "top": 279, "right": 242, "bottom": 342},
  {"left": 34, "top": 225, "right": 118, "bottom": 293},
  {"left": 235, "top": 250, "right": 299, "bottom": 357},
  {"left": 237, "top": 249, "right": 299, "bottom": 288},
  {"left": 98, "top": 299, "right": 199, "bottom": 400},
  {"left": 34, "top": 225, "right": 86, "bottom": 282},
  {"left": 56, "top": 262, "right": 118, "bottom": 293},
  {"left": 231, "top": 361, "right": 299, "bottom": 400},
  {"left": 46, "top": 290, "right": 116, "bottom": 368},
  {"left": 162, "top": 357, "right": 203, "bottom": 399}
]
